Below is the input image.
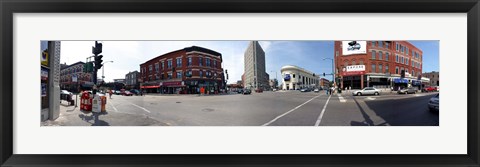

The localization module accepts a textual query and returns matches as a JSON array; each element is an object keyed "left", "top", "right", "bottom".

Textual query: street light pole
[
  {"left": 271, "top": 70, "right": 278, "bottom": 89},
  {"left": 102, "top": 61, "right": 114, "bottom": 82},
  {"left": 323, "top": 58, "right": 334, "bottom": 86}
]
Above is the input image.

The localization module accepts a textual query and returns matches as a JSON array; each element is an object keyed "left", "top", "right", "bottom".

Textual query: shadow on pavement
[
  {"left": 351, "top": 96, "right": 375, "bottom": 126},
  {"left": 363, "top": 94, "right": 439, "bottom": 126},
  {"left": 78, "top": 112, "right": 110, "bottom": 126}
]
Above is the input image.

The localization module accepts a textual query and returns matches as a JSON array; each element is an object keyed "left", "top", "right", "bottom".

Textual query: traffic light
[
  {"left": 93, "top": 41, "right": 103, "bottom": 54},
  {"left": 95, "top": 55, "right": 103, "bottom": 70}
]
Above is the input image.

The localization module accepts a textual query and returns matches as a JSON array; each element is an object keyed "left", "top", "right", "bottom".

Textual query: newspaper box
[
  {"left": 101, "top": 96, "right": 107, "bottom": 112},
  {"left": 80, "top": 91, "right": 92, "bottom": 112},
  {"left": 92, "top": 94, "right": 102, "bottom": 113}
]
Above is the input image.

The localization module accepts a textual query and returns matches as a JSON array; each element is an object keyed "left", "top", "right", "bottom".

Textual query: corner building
[
  {"left": 140, "top": 46, "right": 224, "bottom": 94},
  {"left": 334, "top": 41, "right": 424, "bottom": 90},
  {"left": 280, "top": 65, "right": 319, "bottom": 90}
]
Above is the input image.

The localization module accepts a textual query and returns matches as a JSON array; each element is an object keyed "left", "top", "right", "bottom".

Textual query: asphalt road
[{"left": 97, "top": 90, "right": 439, "bottom": 126}]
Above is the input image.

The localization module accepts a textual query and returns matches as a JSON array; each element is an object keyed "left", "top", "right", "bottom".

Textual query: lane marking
[
  {"left": 338, "top": 95, "right": 346, "bottom": 103},
  {"left": 366, "top": 97, "right": 376, "bottom": 100},
  {"left": 109, "top": 101, "right": 119, "bottom": 112},
  {"left": 314, "top": 95, "right": 332, "bottom": 126},
  {"left": 262, "top": 94, "right": 321, "bottom": 126},
  {"left": 130, "top": 103, "right": 151, "bottom": 113}
]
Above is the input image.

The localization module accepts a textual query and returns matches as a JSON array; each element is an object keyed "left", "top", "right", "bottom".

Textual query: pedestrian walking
[{"left": 108, "top": 89, "right": 112, "bottom": 99}]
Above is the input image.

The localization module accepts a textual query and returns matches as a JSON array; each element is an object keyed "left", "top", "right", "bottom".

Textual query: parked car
[
  {"left": 114, "top": 90, "right": 122, "bottom": 95},
  {"left": 398, "top": 87, "right": 417, "bottom": 94},
  {"left": 255, "top": 88, "right": 263, "bottom": 93},
  {"left": 60, "top": 90, "right": 74, "bottom": 105},
  {"left": 352, "top": 87, "right": 380, "bottom": 96},
  {"left": 435, "top": 86, "right": 440, "bottom": 92},
  {"left": 300, "top": 88, "right": 311, "bottom": 92},
  {"left": 123, "top": 91, "right": 134, "bottom": 96},
  {"left": 314, "top": 88, "right": 320, "bottom": 93},
  {"left": 129, "top": 89, "right": 140, "bottom": 95},
  {"left": 422, "top": 86, "right": 437, "bottom": 92},
  {"left": 243, "top": 89, "right": 252, "bottom": 95},
  {"left": 428, "top": 94, "right": 439, "bottom": 112},
  {"left": 237, "top": 89, "right": 244, "bottom": 94}
]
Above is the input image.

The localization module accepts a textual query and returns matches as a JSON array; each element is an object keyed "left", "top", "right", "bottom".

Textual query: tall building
[
  {"left": 244, "top": 41, "right": 268, "bottom": 90},
  {"left": 334, "top": 41, "right": 428, "bottom": 90}
]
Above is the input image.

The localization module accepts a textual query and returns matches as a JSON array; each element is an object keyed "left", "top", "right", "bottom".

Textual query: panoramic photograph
[{"left": 40, "top": 40, "right": 439, "bottom": 126}]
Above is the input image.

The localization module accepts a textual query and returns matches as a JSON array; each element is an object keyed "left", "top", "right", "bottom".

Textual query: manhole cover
[
  {"left": 176, "top": 101, "right": 181, "bottom": 103},
  {"left": 150, "top": 103, "right": 157, "bottom": 105},
  {"left": 202, "top": 108, "right": 215, "bottom": 112}
]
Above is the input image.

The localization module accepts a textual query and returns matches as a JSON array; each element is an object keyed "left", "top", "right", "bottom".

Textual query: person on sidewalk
[{"left": 109, "top": 89, "right": 112, "bottom": 99}]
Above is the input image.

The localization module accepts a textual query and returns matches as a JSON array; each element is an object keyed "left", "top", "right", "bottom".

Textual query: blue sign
[
  {"left": 412, "top": 80, "right": 421, "bottom": 86},
  {"left": 284, "top": 74, "right": 291, "bottom": 81},
  {"left": 394, "top": 78, "right": 408, "bottom": 84}
]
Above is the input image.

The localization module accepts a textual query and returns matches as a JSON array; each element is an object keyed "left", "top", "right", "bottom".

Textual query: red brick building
[
  {"left": 334, "top": 41, "right": 424, "bottom": 90},
  {"left": 140, "top": 46, "right": 224, "bottom": 94}
]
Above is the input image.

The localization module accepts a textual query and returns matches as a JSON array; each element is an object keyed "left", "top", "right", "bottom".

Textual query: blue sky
[
  {"left": 60, "top": 41, "right": 437, "bottom": 84},
  {"left": 409, "top": 41, "right": 439, "bottom": 73}
]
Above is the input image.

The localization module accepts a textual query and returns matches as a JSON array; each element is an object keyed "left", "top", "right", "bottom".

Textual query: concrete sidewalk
[{"left": 41, "top": 98, "right": 168, "bottom": 126}]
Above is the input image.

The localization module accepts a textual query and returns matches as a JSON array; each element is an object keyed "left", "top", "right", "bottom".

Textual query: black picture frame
[{"left": 1, "top": 0, "right": 479, "bottom": 166}]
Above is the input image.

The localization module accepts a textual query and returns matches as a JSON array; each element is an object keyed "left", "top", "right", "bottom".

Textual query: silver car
[
  {"left": 352, "top": 87, "right": 380, "bottom": 96},
  {"left": 397, "top": 87, "right": 417, "bottom": 94},
  {"left": 428, "top": 94, "right": 439, "bottom": 112}
]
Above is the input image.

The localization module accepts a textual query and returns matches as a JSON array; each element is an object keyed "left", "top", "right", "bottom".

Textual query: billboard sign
[
  {"left": 284, "top": 74, "right": 291, "bottom": 81},
  {"left": 41, "top": 41, "right": 49, "bottom": 66},
  {"left": 342, "top": 41, "right": 367, "bottom": 55}
]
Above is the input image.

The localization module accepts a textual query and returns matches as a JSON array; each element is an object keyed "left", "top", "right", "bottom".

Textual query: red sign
[
  {"left": 342, "top": 71, "right": 366, "bottom": 76},
  {"left": 161, "top": 81, "right": 183, "bottom": 86},
  {"left": 141, "top": 85, "right": 160, "bottom": 89}
]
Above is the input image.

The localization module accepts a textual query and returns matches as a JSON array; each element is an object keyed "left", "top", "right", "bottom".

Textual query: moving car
[
  {"left": 129, "top": 89, "right": 140, "bottom": 95},
  {"left": 243, "top": 89, "right": 252, "bottom": 95},
  {"left": 60, "top": 90, "right": 74, "bottom": 105},
  {"left": 314, "top": 88, "right": 320, "bottom": 93},
  {"left": 300, "top": 88, "right": 311, "bottom": 92},
  {"left": 428, "top": 94, "right": 439, "bottom": 112},
  {"left": 352, "top": 87, "right": 380, "bottom": 96},
  {"left": 398, "top": 87, "right": 417, "bottom": 94}
]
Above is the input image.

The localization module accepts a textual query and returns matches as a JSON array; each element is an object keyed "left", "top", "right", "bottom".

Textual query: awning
[
  {"left": 393, "top": 78, "right": 409, "bottom": 84},
  {"left": 141, "top": 85, "right": 160, "bottom": 89}
]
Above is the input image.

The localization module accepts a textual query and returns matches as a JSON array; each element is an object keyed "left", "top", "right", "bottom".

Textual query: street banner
[
  {"left": 41, "top": 83, "right": 47, "bottom": 97},
  {"left": 41, "top": 41, "right": 49, "bottom": 66},
  {"left": 342, "top": 41, "right": 367, "bottom": 55}
]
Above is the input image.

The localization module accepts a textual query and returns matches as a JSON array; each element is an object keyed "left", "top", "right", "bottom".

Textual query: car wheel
[
  {"left": 374, "top": 92, "right": 379, "bottom": 96},
  {"left": 357, "top": 92, "right": 362, "bottom": 96}
]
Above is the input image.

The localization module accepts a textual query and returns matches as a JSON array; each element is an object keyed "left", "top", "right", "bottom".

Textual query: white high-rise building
[{"left": 244, "top": 41, "right": 268, "bottom": 90}]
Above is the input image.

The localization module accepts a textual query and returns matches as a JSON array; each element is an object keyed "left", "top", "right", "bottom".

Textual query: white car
[
  {"left": 352, "top": 87, "right": 380, "bottom": 96},
  {"left": 435, "top": 86, "right": 440, "bottom": 92},
  {"left": 428, "top": 94, "right": 439, "bottom": 112},
  {"left": 314, "top": 88, "right": 320, "bottom": 93}
]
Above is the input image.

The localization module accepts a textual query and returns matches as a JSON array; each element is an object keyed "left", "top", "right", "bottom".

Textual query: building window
[
  {"left": 352, "top": 60, "right": 356, "bottom": 65},
  {"left": 199, "top": 71, "right": 203, "bottom": 78},
  {"left": 406, "top": 47, "right": 409, "bottom": 55},
  {"left": 155, "top": 63, "right": 159, "bottom": 72},
  {"left": 199, "top": 57, "right": 203, "bottom": 66},
  {"left": 176, "top": 58, "right": 182, "bottom": 67},
  {"left": 167, "top": 60, "right": 172, "bottom": 69},
  {"left": 213, "top": 60, "right": 217, "bottom": 68},
  {"left": 372, "top": 64, "right": 376, "bottom": 73},
  {"left": 412, "top": 70, "right": 415, "bottom": 77},
  {"left": 401, "top": 57, "right": 404, "bottom": 64},
  {"left": 379, "top": 41, "right": 383, "bottom": 48},
  {"left": 379, "top": 64, "right": 383, "bottom": 73},
  {"left": 336, "top": 51, "right": 339, "bottom": 57},
  {"left": 149, "top": 65, "right": 152, "bottom": 72},
  {"left": 371, "top": 51, "right": 376, "bottom": 59},
  {"left": 188, "top": 57, "right": 192, "bottom": 66},
  {"left": 177, "top": 72, "right": 182, "bottom": 79},
  {"left": 412, "top": 60, "right": 414, "bottom": 67},
  {"left": 293, "top": 74, "right": 295, "bottom": 78},
  {"left": 386, "top": 53, "right": 389, "bottom": 61},
  {"left": 161, "top": 61, "right": 164, "bottom": 70},
  {"left": 359, "top": 60, "right": 364, "bottom": 65},
  {"left": 385, "top": 65, "right": 389, "bottom": 73},
  {"left": 379, "top": 52, "right": 383, "bottom": 60},
  {"left": 206, "top": 58, "right": 211, "bottom": 67},
  {"left": 386, "top": 42, "right": 389, "bottom": 49},
  {"left": 396, "top": 55, "right": 399, "bottom": 62},
  {"left": 396, "top": 67, "right": 399, "bottom": 74},
  {"left": 168, "top": 73, "right": 172, "bottom": 79},
  {"left": 406, "top": 58, "right": 409, "bottom": 65},
  {"left": 396, "top": 43, "right": 399, "bottom": 51}
]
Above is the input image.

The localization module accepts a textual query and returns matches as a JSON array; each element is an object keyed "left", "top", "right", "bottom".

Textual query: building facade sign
[
  {"left": 342, "top": 65, "right": 366, "bottom": 76},
  {"left": 342, "top": 41, "right": 367, "bottom": 55}
]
